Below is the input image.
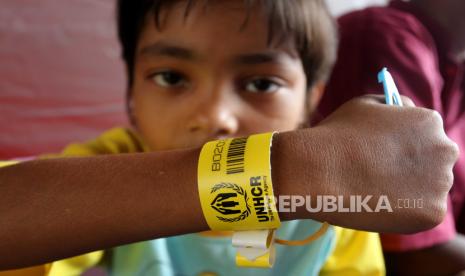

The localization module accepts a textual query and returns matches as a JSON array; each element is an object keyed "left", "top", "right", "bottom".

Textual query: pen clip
[{"left": 378, "top": 67, "right": 403, "bottom": 106}]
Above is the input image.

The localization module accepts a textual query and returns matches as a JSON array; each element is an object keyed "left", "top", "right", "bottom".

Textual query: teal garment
[{"left": 109, "top": 220, "right": 335, "bottom": 276}]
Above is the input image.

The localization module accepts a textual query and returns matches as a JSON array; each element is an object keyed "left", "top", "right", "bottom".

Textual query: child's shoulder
[{"left": 54, "top": 127, "right": 147, "bottom": 157}]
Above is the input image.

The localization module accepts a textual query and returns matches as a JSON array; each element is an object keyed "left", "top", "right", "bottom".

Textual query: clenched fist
[{"left": 273, "top": 95, "right": 459, "bottom": 233}]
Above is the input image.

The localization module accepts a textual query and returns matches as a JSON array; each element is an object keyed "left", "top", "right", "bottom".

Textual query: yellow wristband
[{"left": 197, "top": 132, "right": 280, "bottom": 231}]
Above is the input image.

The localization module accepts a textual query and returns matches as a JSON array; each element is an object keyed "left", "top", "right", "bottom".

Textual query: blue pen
[{"left": 378, "top": 67, "right": 403, "bottom": 106}]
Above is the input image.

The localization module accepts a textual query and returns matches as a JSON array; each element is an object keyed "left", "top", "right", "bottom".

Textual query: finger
[
  {"left": 358, "top": 94, "right": 416, "bottom": 108},
  {"left": 400, "top": 96, "right": 416, "bottom": 107},
  {"left": 356, "top": 94, "right": 387, "bottom": 105}
]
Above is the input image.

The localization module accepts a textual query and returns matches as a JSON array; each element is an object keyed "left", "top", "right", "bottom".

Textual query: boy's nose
[{"left": 187, "top": 93, "right": 239, "bottom": 138}]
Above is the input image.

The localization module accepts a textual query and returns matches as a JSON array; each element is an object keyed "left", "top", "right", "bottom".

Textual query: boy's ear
[
  {"left": 307, "top": 81, "right": 326, "bottom": 112},
  {"left": 301, "top": 81, "right": 326, "bottom": 126}
]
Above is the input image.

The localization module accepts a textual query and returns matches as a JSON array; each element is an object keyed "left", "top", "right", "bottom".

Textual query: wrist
[
  {"left": 271, "top": 128, "right": 342, "bottom": 222},
  {"left": 271, "top": 130, "right": 314, "bottom": 221}
]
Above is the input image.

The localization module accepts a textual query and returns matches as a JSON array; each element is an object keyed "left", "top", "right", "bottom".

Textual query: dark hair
[{"left": 117, "top": 0, "right": 337, "bottom": 101}]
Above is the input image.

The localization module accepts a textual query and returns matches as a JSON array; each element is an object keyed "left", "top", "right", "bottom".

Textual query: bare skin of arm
[
  {"left": 0, "top": 96, "right": 459, "bottom": 270},
  {"left": 385, "top": 234, "right": 465, "bottom": 276}
]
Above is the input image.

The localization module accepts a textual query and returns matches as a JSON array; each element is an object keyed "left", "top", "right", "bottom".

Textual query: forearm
[
  {"left": 0, "top": 118, "right": 456, "bottom": 268},
  {"left": 384, "top": 233, "right": 465, "bottom": 276},
  {"left": 0, "top": 132, "right": 307, "bottom": 269},
  {"left": 0, "top": 148, "right": 208, "bottom": 269},
  {"left": 0, "top": 129, "right": 359, "bottom": 269}
]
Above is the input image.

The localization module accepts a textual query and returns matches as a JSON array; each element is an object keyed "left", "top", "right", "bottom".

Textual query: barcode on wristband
[{"left": 226, "top": 137, "right": 248, "bottom": 174}]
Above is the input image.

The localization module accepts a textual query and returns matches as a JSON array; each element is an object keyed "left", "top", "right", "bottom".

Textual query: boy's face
[{"left": 131, "top": 1, "right": 309, "bottom": 151}]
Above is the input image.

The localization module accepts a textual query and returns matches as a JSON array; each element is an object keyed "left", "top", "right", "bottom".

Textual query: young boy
[{"left": 0, "top": 0, "right": 458, "bottom": 275}]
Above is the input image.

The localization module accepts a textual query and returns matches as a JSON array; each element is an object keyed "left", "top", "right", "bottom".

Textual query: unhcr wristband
[
  {"left": 198, "top": 132, "right": 329, "bottom": 268},
  {"left": 197, "top": 132, "right": 280, "bottom": 231}
]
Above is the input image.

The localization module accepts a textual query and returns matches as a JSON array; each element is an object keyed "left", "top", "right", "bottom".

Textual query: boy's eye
[
  {"left": 152, "top": 71, "right": 187, "bottom": 88},
  {"left": 244, "top": 78, "right": 281, "bottom": 93}
]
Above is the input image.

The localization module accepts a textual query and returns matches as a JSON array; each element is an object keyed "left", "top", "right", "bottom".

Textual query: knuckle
[
  {"left": 400, "top": 95, "right": 415, "bottom": 106},
  {"left": 434, "top": 141, "right": 459, "bottom": 168},
  {"left": 449, "top": 140, "right": 460, "bottom": 160},
  {"left": 430, "top": 110, "right": 444, "bottom": 125},
  {"left": 431, "top": 110, "right": 441, "bottom": 117},
  {"left": 437, "top": 136, "right": 460, "bottom": 162},
  {"left": 432, "top": 204, "right": 447, "bottom": 227},
  {"left": 438, "top": 170, "right": 455, "bottom": 191},
  {"left": 355, "top": 94, "right": 384, "bottom": 105},
  {"left": 418, "top": 109, "right": 445, "bottom": 130},
  {"left": 447, "top": 171, "right": 455, "bottom": 188}
]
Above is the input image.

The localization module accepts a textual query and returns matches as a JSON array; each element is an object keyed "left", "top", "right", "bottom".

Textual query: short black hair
[{"left": 117, "top": 0, "right": 337, "bottom": 98}]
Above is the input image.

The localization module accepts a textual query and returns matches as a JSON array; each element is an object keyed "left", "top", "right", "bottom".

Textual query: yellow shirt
[{"left": 0, "top": 128, "right": 385, "bottom": 275}]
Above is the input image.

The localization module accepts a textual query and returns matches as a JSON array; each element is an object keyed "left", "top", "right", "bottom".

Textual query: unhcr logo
[{"left": 210, "top": 183, "right": 251, "bottom": 223}]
